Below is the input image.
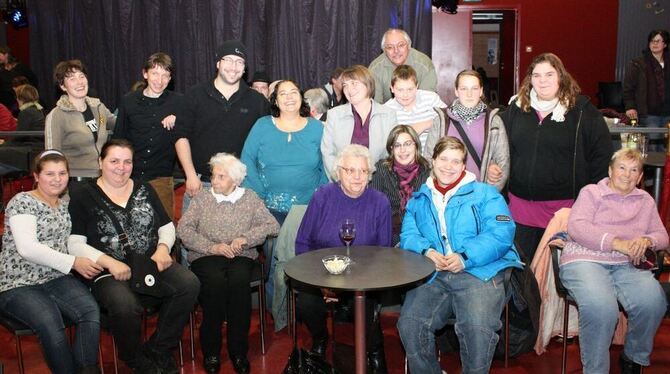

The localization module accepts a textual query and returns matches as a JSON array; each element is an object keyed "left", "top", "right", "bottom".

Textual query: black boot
[
  {"left": 203, "top": 356, "right": 221, "bottom": 373},
  {"left": 620, "top": 352, "right": 642, "bottom": 374},
  {"left": 311, "top": 334, "right": 329, "bottom": 357},
  {"left": 367, "top": 347, "right": 388, "bottom": 374},
  {"left": 230, "top": 355, "right": 250, "bottom": 374}
]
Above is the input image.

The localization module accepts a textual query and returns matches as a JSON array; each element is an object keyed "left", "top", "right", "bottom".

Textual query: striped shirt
[{"left": 385, "top": 90, "right": 447, "bottom": 150}]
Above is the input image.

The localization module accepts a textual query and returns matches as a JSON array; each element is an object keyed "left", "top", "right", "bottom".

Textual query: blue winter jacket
[{"left": 400, "top": 180, "right": 523, "bottom": 282}]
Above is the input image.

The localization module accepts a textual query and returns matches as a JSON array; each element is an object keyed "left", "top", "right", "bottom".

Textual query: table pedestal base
[{"left": 354, "top": 291, "right": 366, "bottom": 374}]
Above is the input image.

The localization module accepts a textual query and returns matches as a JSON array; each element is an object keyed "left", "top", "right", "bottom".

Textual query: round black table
[{"left": 284, "top": 246, "right": 434, "bottom": 374}]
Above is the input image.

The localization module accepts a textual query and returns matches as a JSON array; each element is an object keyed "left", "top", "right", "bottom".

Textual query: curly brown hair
[{"left": 517, "top": 53, "right": 580, "bottom": 112}]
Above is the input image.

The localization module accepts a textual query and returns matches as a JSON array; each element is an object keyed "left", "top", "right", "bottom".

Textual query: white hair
[
  {"left": 208, "top": 152, "right": 247, "bottom": 185},
  {"left": 333, "top": 144, "right": 375, "bottom": 181},
  {"left": 381, "top": 28, "right": 412, "bottom": 50},
  {"left": 304, "top": 88, "right": 329, "bottom": 116}
]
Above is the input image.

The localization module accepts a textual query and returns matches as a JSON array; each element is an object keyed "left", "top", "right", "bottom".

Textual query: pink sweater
[{"left": 560, "top": 178, "right": 669, "bottom": 265}]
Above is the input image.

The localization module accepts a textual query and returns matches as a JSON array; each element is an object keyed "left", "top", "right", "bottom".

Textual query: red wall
[
  {"left": 6, "top": 25, "right": 30, "bottom": 64},
  {"left": 465, "top": 0, "right": 618, "bottom": 100}
]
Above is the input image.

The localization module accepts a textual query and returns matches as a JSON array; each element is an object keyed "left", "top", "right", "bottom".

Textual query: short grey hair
[
  {"left": 304, "top": 88, "right": 329, "bottom": 116},
  {"left": 208, "top": 152, "right": 247, "bottom": 185},
  {"left": 381, "top": 28, "right": 412, "bottom": 50},
  {"left": 333, "top": 144, "right": 375, "bottom": 181}
]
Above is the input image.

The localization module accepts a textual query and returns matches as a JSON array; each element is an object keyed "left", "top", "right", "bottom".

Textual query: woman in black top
[{"left": 68, "top": 139, "right": 199, "bottom": 374}]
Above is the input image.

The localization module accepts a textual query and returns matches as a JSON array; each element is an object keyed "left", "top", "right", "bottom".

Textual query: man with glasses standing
[
  {"left": 369, "top": 28, "right": 437, "bottom": 103},
  {"left": 175, "top": 40, "right": 270, "bottom": 267}
]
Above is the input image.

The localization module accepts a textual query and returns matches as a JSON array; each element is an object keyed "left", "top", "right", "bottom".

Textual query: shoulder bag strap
[
  {"left": 450, "top": 119, "right": 482, "bottom": 169},
  {"left": 84, "top": 183, "right": 131, "bottom": 254}
]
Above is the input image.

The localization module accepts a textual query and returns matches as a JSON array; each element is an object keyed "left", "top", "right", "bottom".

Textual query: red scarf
[
  {"left": 433, "top": 170, "right": 466, "bottom": 196},
  {"left": 393, "top": 160, "right": 420, "bottom": 214}
]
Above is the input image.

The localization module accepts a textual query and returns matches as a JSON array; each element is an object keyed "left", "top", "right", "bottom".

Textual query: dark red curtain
[{"left": 26, "top": 0, "right": 432, "bottom": 111}]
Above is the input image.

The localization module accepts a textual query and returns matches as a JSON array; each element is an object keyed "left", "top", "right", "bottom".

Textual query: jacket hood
[{"left": 56, "top": 95, "right": 102, "bottom": 112}]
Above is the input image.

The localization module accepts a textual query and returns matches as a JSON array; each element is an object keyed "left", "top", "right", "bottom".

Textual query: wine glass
[{"left": 339, "top": 219, "right": 356, "bottom": 258}]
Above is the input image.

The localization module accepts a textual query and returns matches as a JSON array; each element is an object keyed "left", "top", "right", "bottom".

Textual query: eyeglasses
[
  {"left": 393, "top": 140, "right": 415, "bottom": 150},
  {"left": 650, "top": 39, "right": 665, "bottom": 44},
  {"left": 384, "top": 41, "right": 408, "bottom": 51},
  {"left": 338, "top": 166, "right": 369, "bottom": 177},
  {"left": 221, "top": 57, "right": 245, "bottom": 67}
]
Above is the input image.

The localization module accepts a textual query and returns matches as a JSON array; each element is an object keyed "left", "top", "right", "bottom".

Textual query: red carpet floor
[{"left": 1, "top": 311, "right": 669, "bottom": 373}]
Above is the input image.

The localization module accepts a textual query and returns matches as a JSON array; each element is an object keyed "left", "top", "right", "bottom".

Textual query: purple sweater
[
  {"left": 560, "top": 177, "right": 669, "bottom": 265},
  {"left": 295, "top": 183, "right": 392, "bottom": 254}
]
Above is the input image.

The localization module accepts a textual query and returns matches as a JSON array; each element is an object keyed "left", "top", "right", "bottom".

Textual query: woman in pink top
[{"left": 559, "top": 148, "right": 668, "bottom": 374}]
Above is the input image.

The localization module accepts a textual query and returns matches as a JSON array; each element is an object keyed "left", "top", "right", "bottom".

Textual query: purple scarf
[{"left": 393, "top": 160, "right": 420, "bottom": 214}]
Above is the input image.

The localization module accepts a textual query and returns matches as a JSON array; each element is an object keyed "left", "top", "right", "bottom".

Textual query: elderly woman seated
[
  {"left": 295, "top": 144, "right": 392, "bottom": 373},
  {"left": 397, "top": 136, "right": 521, "bottom": 374},
  {"left": 558, "top": 148, "right": 668, "bottom": 374},
  {"left": 177, "top": 152, "right": 279, "bottom": 374}
]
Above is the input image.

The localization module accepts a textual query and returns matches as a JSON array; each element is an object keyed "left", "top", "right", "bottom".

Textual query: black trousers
[
  {"left": 296, "top": 284, "right": 384, "bottom": 352},
  {"left": 190, "top": 255, "right": 255, "bottom": 358},
  {"left": 92, "top": 264, "right": 200, "bottom": 366}
]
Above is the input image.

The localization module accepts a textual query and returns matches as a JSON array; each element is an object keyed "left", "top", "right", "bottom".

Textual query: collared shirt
[
  {"left": 350, "top": 105, "right": 371, "bottom": 148},
  {"left": 113, "top": 90, "right": 184, "bottom": 180}
]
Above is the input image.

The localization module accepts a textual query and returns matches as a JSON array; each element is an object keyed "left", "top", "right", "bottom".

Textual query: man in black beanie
[{"left": 176, "top": 39, "right": 269, "bottom": 201}]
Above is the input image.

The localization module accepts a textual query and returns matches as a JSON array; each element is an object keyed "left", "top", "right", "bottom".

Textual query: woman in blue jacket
[{"left": 397, "top": 136, "right": 522, "bottom": 374}]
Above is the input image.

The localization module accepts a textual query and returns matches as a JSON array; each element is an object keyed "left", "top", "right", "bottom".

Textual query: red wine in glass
[{"left": 340, "top": 219, "right": 356, "bottom": 257}]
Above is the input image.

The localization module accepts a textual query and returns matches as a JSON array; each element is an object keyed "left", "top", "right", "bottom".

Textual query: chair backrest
[
  {"left": 597, "top": 81, "right": 624, "bottom": 112},
  {"left": 549, "top": 244, "right": 569, "bottom": 297}
]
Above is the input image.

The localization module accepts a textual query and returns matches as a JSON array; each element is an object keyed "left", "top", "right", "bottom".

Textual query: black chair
[
  {"left": 549, "top": 243, "right": 668, "bottom": 374},
  {"left": 597, "top": 81, "right": 625, "bottom": 113},
  {"left": 0, "top": 310, "right": 37, "bottom": 374}
]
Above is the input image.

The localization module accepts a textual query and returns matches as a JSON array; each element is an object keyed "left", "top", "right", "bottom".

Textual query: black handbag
[{"left": 283, "top": 347, "right": 336, "bottom": 374}]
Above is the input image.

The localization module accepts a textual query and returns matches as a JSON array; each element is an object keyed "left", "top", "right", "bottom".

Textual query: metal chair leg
[
  {"left": 259, "top": 266, "right": 267, "bottom": 355},
  {"left": 504, "top": 302, "right": 510, "bottom": 368},
  {"left": 189, "top": 311, "right": 196, "bottom": 361},
  {"left": 111, "top": 334, "right": 119, "bottom": 374},
  {"left": 98, "top": 344, "right": 105, "bottom": 374},
  {"left": 16, "top": 335, "right": 24, "bottom": 374},
  {"left": 178, "top": 340, "right": 184, "bottom": 367},
  {"left": 562, "top": 300, "right": 569, "bottom": 374}
]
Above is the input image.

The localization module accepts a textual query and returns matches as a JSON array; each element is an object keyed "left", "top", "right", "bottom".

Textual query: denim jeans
[
  {"left": 180, "top": 181, "right": 211, "bottom": 267},
  {"left": 92, "top": 263, "right": 200, "bottom": 366},
  {"left": 397, "top": 271, "right": 505, "bottom": 374},
  {"left": 640, "top": 114, "right": 670, "bottom": 150},
  {"left": 0, "top": 275, "right": 100, "bottom": 374},
  {"left": 560, "top": 261, "right": 667, "bottom": 373}
]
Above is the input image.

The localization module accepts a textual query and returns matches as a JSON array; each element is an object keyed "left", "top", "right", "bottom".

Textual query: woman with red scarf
[{"left": 371, "top": 125, "right": 430, "bottom": 245}]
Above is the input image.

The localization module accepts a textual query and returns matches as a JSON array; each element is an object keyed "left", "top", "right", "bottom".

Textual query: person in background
[
  {"left": 0, "top": 150, "right": 103, "bottom": 374},
  {"left": 369, "top": 28, "right": 437, "bottom": 103},
  {"left": 623, "top": 29, "right": 670, "bottom": 151},
  {"left": 295, "top": 144, "right": 392, "bottom": 373},
  {"left": 559, "top": 148, "right": 668, "bottom": 374},
  {"left": 250, "top": 71, "right": 271, "bottom": 100},
  {"left": 501, "top": 53, "right": 613, "bottom": 261},
  {"left": 444, "top": 69, "right": 509, "bottom": 191},
  {"left": 44, "top": 59, "right": 116, "bottom": 181},
  {"left": 397, "top": 136, "right": 521, "bottom": 374},
  {"left": 321, "top": 65, "right": 397, "bottom": 180},
  {"left": 113, "top": 52, "right": 183, "bottom": 221},
  {"left": 304, "top": 87, "right": 330, "bottom": 122},
  {"left": 178, "top": 152, "right": 279, "bottom": 374},
  {"left": 383, "top": 64, "right": 446, "bottom": 158},
  {"left": 0, "top": 46, "right": 38, "bottom": 88},
  {"left": 370, "top": 125, "right": 430, "bottom": 245},
  {"left": 322, "top": 67, "right": 346, "bottom": 108},
  {"left": 69, "top": 139, "right": 199, "bottom": 374},
  {"left": 10, "top": 84, "right": 44, "bottom": 146}
]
